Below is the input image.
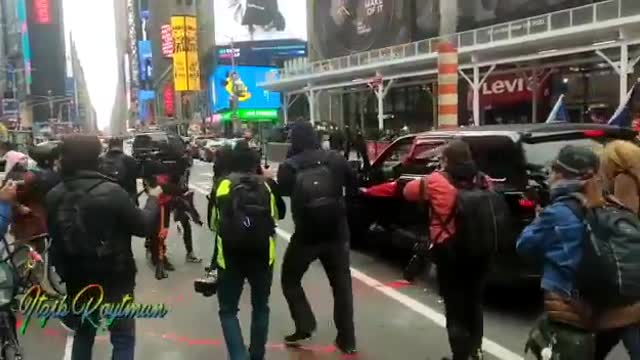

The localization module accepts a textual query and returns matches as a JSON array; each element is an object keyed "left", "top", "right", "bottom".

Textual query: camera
[{"left": 194, "top": 267, "right": 218, "bottom": 297}]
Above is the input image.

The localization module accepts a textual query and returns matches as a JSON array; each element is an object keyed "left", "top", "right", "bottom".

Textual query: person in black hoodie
[
  {"left": 277, "top": 121, "right": 358, "bottom": 355},
  {"left": 46, "top": 135, "right": 161, "bottom": 360},
  {"left": 99, "top": 137, "right": 139, "bottom": 203}
]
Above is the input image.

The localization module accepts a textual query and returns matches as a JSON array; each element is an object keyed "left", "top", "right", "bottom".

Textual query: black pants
[
  {"left": 281, "top": 238, "right": 355, "bottom": 347},
  {"left": 435, "top": 249, "right": 488, "bottom": 359},
  {"left": 175, "top": 213, "right": 193, "bottom": 254}
]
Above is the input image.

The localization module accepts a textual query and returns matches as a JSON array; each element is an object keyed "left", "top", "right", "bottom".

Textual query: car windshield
[{"left": 522, "top": 137, "right": 610, "bottom": 170}]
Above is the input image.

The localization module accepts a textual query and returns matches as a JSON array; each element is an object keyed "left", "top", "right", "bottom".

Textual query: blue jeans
[
  {"left": 67, "top": 274, "right": 136, "bottom": 360},
  {"left": 218, "top": 266, "right": 273, "bottom": 360}
]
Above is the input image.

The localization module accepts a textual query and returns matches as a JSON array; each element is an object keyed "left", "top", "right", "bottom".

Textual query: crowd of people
[{"left": 0, "top": 121, "right": 640, "bottom": 360}]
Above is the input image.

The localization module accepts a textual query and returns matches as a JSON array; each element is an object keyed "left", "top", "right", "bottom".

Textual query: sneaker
[
  {"left": 186, "top": 252, "right": 202, "bottom": 263},
  {"left": 163, "top": 259, "right": 176, "bottom": 271},
  {"left": 471, "top": 349, "right": 484, "bottom": 360},
  {"left": 334, "top": 339, "right": 357, "bottom": 355},
  {"left": 284, "top": 332, "right": 312, "bottom": 346}
]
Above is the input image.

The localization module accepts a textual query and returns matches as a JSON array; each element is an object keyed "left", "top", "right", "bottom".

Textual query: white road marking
[
  {"left": 63, "top": 334, "right": 73, "bottom": 360},
  {"left": 189, "top": 184, "right": 524, "bottom": 360}
]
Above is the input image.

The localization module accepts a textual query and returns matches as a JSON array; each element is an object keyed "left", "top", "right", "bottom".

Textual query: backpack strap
[{"left": 425, "top": 174, "right": 456, "bottom": 242}]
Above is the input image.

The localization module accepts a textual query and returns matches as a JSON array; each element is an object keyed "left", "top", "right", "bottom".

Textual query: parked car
[{"left": 349, "top": 123, "right": 638, "bottom": 285}]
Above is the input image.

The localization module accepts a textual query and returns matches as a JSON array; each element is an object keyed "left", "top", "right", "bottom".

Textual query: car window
[
  {"left": 523, "top": 137, "right": 610, "bottom": 170},
  {"left": 378, "top": 138, "right": 413, "bottom": 166}
]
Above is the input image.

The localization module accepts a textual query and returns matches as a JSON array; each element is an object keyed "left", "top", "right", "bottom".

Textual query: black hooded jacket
[
  {"left": 46, "top": 171, "right": 160, "bottom": 282},
  {"left": 277, "top": 122, "right": 358, "bottom": 236}
]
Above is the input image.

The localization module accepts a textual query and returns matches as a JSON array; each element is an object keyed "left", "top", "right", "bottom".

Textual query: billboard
[
  {"left": 216, "top": 40, "right": 307, "bottom": 66},
  {"left": 172, "top": 16, "right": 200, "bottom": 92},
  {"left": 138, "top": 40, "right": 153, "bottom": 82},
  {"left": 185, "top": 16, "right": 201, "bottom": 91},
  {"left": 161, "top": 24, "right": 173, "bottom": 58},
  {"left": 18, "top": 0, "right": 32, "bottom": 89},
  {"left": 214, "top": 0, "right": 307, "bottom": 44},
  {"left": 211, "top": 65, "right": 281, "bottom": 112},
  {"left": 32, "top": 0, "right": 52, "bottom": 24},
  {"left": 416, "top": 0, "right": 609, "bottom": 39},
  {"left": 311, "top": 0, "right": 412, "bottom": 59}
]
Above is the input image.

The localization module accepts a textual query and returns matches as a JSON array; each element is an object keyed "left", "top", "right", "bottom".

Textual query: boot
[
  {"left": 163, "top": 258, "right": 176, "bottom": 271},
  {"left": 155, "top": 263, "right": 168, "bottom": 280}
]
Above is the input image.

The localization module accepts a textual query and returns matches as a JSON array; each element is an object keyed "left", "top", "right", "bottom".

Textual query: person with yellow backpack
[{"left": 210, "top": 141, "right": 285, "bottom": 360}]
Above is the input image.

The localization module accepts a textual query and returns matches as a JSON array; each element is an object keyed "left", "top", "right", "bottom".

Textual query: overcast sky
[{"left": 62, "top": 0, "right": 117, "bottom": 131}]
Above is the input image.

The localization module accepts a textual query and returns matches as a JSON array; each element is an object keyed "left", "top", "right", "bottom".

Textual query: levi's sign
[{"left": 481, "top": 77, "right": 532, "bottom": 96}]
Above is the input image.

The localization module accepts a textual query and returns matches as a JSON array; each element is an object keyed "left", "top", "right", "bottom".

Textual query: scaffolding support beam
[
  {"left": 306, "top": 87, "right": 317, "bottom": 124},
  {"left": 375, "top": 79, "right": 395, "bottom": 130},
  {"left": 459, "top": 64, "right": 495, "bottom": 126},
  {"left": 596, "top": 43, "right": 631, "bottom": 105}
]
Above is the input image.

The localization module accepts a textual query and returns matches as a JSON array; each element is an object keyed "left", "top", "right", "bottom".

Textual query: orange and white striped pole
[{"left": 437, "top": 42, "right": 458, "bottom": 128}]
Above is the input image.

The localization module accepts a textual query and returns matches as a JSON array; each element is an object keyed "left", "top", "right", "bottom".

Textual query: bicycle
[{"left": 0, "top": 234, "right": 61, "bottom": 360}]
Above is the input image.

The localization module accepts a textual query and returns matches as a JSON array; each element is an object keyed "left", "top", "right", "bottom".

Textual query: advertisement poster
[
  {"left": 138, "top": 40, "right": 153, "bottom": 82},
  {"left": 171, "top": 16, "right": 188, "bottom": 91},
  {"left": 214, "top": 0, "right": 307, "bottom": 44},
  {"left": 161, "top": 24, "right": 174, "bottom": 58},
  {"left": 311, "top": 0, "right": 411, "bottom": 59},
  {"left": 211, "top": 65, "right": 281, "bottom": 112},
  {"left": 32, "top": 0, "right": 52, "bottom": 24},
  {"left": 415, "top": 0, "right": 608, "bottom": 39},
  {"left": 185, "top": 16, "right": 201, "bottom": 91}
]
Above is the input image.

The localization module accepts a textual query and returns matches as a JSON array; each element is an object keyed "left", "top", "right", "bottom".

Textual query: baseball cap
[{"left": 552, "top": 145, "right": 600, "bottom": 179}]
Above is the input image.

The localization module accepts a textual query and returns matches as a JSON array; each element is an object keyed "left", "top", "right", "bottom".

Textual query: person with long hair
[{"left": 597, "top": 140, "right": 640, "bottom": 360}]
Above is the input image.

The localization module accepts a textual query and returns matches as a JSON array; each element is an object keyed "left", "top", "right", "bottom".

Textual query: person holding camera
[
  {"left": 210, "top": 140, "right": 285, "bottom": 360},
  {"left": 46, "top": 135, "right": 162, "bottom": 360}
]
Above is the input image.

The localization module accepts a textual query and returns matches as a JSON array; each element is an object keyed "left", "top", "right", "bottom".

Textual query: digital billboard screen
[
  {"left": 415, "top": 0, "right": 609, "bottom": 39},
  {"left": 211, "top": 65, "right": 281, "bottom": 112},
  {"left": 311, "top": 0, "right": 412, "bottom": 59},
  {"left": 214, "top": 0, "right": 307, "bottom": 44}
]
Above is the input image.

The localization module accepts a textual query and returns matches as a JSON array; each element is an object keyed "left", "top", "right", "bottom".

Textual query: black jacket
[
  {"left": 100, "top": 149, "right": 139, "bottom": 201},
  {"left": 277, "top": 122, "right": 357, "bottom": 237},
  {"left": 46, "top": 171, "right": 159, "bottom": 280}
]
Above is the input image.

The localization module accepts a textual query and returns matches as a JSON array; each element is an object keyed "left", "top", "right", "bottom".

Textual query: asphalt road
[{"left": 17, "top": 159, "right": 628, "bottom": 359}]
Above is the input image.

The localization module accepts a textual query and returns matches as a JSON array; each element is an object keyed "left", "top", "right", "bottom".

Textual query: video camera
[{"left": 193, "top": 267, "right": 218, "bottom": 297}]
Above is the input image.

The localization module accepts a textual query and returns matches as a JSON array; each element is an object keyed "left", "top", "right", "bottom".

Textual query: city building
[
  {"left": 0, "top": 0, "right": 31, "bottom": 131},
  {"left": 68, "top": 35, "right": 97, "bottom": 132},
  {"left": 26, "top": 0, "right": 67, "bottom": 133},
  {"left": 263, "top": 0, "right": 640, "bottom": 133}
]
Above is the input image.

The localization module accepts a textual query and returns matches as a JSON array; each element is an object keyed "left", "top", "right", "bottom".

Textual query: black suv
[{"left": 349, "top": 123, "right": 638, "bottom": 285}]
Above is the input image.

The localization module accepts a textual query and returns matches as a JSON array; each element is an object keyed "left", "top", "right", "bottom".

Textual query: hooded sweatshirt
[{"left": 277, "top": 121, "right": 357, "bottom": 235}]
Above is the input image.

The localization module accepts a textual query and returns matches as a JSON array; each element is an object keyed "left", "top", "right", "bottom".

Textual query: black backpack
[
  {"left": 99, "top": 154, "right": 127, "bottom": 185},
  {"left": 56, "top": 181, "right": 107, "bottom": 258},
  {"left": 218, "top": 174, "right": 275, "bottom": 260},
  {"left": 563, "top": 195, "right": 640, "bottom": 308},
  {"left": 291, "top": 155, "right": 342, "bottom": 236},
  {"left": 432, "top": 174, "right": 510, "bottom": 259}
]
